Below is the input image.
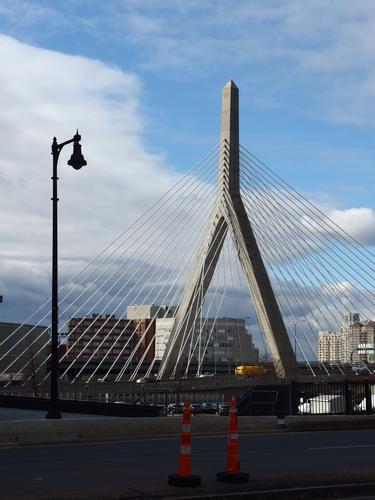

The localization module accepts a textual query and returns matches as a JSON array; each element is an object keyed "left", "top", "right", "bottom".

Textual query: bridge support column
[{"left": 158, "top": 81, "right": 297, "bottom": 380}]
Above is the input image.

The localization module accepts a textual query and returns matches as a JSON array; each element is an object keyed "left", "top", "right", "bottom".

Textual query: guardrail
[
  {"left": 2, "top": 380, "right": 375, "bottom": 418},
  {"left": 0, "top": 395, "right": 163, "bottom": 417},
  {"left": 292, "top": 380, "right": 375, "bottom": 416}
]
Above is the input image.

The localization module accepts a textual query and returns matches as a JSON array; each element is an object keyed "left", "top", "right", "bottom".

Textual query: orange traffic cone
[
  {"left": 168, "top": 401, "right": 202, "bottom": 487},
  {"left": 217, "top": 396, "right": 250, "bottom": 483}
]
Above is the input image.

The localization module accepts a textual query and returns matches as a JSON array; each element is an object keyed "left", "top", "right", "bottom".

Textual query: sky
[{"left": 0, "top": 0, "right": 375, "bottom": 353}]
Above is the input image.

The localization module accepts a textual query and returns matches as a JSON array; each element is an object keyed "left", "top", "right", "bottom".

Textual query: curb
[
  {"left": 285, "top": 415, "right": 375, "bottom": 432},
  {"left": 165, "top": 481, "right": 375, "bottom": 499}
]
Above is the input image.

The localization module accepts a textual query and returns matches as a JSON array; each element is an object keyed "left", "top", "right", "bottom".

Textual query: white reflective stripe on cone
[
  {"left": 181, "top": 446, "right": 191, "bottom": 454},
  {"left": 229, "top": 433, "right": 239, "bottom": 440},
  {"left": 229, "top": 408, "right": 237, "bottom": 413},
  {"left": 182, "top": 424, "right": 191, "bottom": 433}
]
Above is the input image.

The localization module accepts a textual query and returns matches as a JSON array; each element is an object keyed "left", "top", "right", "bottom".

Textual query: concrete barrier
[
  {"left": 239, "top": 416, "right": 278, "bottom": 433},
  {"left": 0, "top": 415, "right": 279, "bottom": 446},
  {"left": 285, "top": 415, "right": 375, "bottom": 432}
]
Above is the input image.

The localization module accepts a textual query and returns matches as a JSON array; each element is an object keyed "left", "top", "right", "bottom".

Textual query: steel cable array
[{"left": 2, "top": 139, "right": 375, "bottom": 386}]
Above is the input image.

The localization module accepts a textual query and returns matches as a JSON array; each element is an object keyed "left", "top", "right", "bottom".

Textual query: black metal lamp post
[{"left": 46, "top": 131, "right": 87, "bottom": 419}]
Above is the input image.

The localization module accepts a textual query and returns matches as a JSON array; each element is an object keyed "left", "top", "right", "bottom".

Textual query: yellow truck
[{"left": 235, "top": 365, "right": 268, "bottom": 377}]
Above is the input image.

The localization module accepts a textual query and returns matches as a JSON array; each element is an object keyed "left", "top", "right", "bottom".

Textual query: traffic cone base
[
  {"left": 168, "top": 473, "right": 202, "bottom": 487},
  {"left": 216, "top": 471, "right": 250, "bottom": 483}
]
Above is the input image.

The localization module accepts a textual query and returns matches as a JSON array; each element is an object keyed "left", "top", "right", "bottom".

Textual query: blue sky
[
  {"left": 0, "top": 0, "right": 375, "bottom": 334},
  {"left": 0, "top": 0, "right": 374, "bottom": 204}
]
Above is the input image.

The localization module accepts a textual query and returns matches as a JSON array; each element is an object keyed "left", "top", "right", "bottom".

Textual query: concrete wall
[
  {"left": 4, "top": 414, "right": 375, "bottom": 447},
  {"left": 285, "top": 415, "right": 375, "bottom": 432},
  {"left": 0, "top": 415, "right": 278, "bottom": 447}
]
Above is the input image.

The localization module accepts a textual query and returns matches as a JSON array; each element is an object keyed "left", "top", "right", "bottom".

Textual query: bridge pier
[{"left": 158, "top": 81, "right": 297, "bottom": 380}]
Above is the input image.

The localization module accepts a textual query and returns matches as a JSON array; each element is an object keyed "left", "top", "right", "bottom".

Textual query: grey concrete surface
[
  {"left": 4, "top": 410, "right": 375, "bottom": 449},
  {"left": 0, "top": 414, "right": 278, "bottom": 446},
  {"left": 0, "top": 406, "right": 115, "bottom": 421},
  {"left": 285, "top": 415, "right": 375, "bottom": 431},
  {"left": 1, "top": 429, "right": 375, "bottom": 499}
]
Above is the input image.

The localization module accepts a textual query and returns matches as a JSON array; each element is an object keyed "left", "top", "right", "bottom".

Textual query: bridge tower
[{"left": 158, "top": 81, "right": 298, "bottom": 379}]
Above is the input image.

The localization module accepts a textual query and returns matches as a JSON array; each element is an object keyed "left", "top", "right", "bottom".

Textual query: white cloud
[
  {"left": 0, "top": 0, "right": 69, "bottom": 43},
  {"left": 0, "top": 34, "right": 181, "bottom": 321},
  {"left": 328, "top": 208, "right": 375, "bottom": 246},
  {"left": 86, "top": 0, "right": 375, "bottom": 126},
  {"left": 1, "top": 1, "right": 375, "bottom": 125},
  {"left": 0, "top": 34, "right": 223, "bottom": 331}
]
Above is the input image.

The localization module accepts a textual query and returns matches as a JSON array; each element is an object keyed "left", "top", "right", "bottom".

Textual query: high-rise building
[
  {"left": 317, "top": 331, "right": 340, "bottom": 362},
  {"left": 345, "top": 318, "right": 375, "bottom": 364},
  {"left": 317, "top": 313, "right": 375, "bottom": 364},
  {"left": 155, "top": 317, "right": 259, "bottom": 370}
]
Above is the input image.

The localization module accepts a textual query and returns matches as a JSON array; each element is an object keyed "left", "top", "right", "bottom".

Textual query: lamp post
[{"left": 46, "top": 131, "right": 87, "bottom": 419}]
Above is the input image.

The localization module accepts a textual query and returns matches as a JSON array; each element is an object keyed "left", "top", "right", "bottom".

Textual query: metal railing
[{"left": 293, "top": 380, "right": 375, "bottom": 415}]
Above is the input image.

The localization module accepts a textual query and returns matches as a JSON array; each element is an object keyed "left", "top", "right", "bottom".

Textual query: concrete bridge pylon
[{"left": 158, "top": 81, "right": 298, "bottom": 380}]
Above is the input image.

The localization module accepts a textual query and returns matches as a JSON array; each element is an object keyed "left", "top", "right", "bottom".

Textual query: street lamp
[{"left": 46, "top": 131, "right": 87, "bottom": 419}]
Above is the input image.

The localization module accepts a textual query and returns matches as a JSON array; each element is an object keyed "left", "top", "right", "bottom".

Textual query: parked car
[
  {"left": 218, "top": 403, "right": 229, "bottom": 416},
  {"left": 167, "top": 403, "right": 176, "bottom": 414},
  {"left": 352, "top": 365, "right": 369, "bottom": 375},
  {"left": 167, "top": 402, "right": 184, "bottom": 414},
  {"left": 191, "top": 403, "right": 201, "bottom": 414},
  {"left": 175, "top": 402, "right": 185, "bottom": 414},
  {"left": 200, "top": 402, "right": 218, "bottom": 414}
]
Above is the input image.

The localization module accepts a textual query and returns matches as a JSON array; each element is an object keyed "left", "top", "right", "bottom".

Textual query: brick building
[
  {"left": 126, "top": 305, "right": 176, "bottom": 362},
  {"left": 66, "top": 314, "right": 135, "bottom": 363}
]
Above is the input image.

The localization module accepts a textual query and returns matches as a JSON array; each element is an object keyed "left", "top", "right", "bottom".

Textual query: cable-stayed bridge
[{"left": 1, "top": 81, "right": 375, "bottom": 405}]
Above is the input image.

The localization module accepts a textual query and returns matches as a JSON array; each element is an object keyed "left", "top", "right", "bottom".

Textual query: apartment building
[
  {"left": 317, "top": 313, "right": 375, "bottom": 364},
  {"left": 66, "top": 314, "right": 135, "bottom": 363}
]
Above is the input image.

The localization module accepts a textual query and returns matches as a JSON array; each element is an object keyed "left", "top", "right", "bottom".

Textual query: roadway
[{"left": 1, "top": 429, "right": 375, "bottom": 498}]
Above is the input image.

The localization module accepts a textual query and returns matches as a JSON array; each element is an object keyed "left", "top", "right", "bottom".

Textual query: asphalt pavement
[{"left": 1, "top": 429, "right": 375, "bottom": 499}]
